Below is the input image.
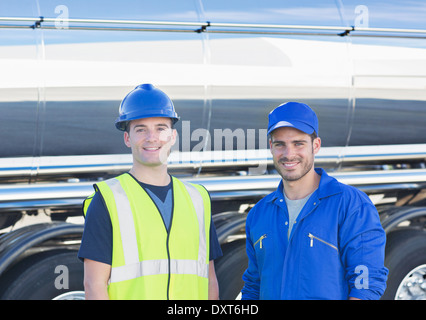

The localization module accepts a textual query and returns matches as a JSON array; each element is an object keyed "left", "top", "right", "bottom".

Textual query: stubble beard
[{"left": 274, "top": 156, "right": 314, "bottom": 182}]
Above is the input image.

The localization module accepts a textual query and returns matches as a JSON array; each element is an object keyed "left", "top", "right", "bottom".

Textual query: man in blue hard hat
[
  {"left": 79, "top": 84, "right": 222, "bottom": 300},
  {"left": 241, "top": 102, "right": 388, "bottom": 300}
]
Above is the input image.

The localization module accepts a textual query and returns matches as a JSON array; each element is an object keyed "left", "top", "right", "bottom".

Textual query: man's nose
[
  {"left": 145, "top": 130, "right": 159, "bottom": 141},
  {"left": 281, "top": 145, "right": 293, "bottom": 157}
]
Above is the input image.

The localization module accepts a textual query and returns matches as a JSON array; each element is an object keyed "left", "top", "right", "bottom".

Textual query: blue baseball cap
[{"left": 267, "top": 102, "right": 319, "bottom": 136}]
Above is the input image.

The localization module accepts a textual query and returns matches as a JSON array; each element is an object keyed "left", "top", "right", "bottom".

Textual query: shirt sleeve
[
  {"left": 78, "top": 191, "right": 113, "bottom": 265},
  {"left": 241, "top": 210, "right": 260, "bottom": 300},
  {"left": 209, "top": 216, "right": 223, "bottom": 261},
  {"left": 339, "top": 195, "right": 389, "bottom": 300}
]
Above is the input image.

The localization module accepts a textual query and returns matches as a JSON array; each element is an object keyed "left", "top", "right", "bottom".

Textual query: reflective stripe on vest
[{"left": 103, "top": 176, "right": 208, "bottom": 284}]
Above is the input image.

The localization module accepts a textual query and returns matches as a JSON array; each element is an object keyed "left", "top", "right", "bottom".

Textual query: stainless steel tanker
[{"left": 0, "top": 0, "right": 425, "bottom": 300}]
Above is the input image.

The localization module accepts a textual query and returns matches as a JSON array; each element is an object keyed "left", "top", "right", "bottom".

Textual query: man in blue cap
[{"left": 241, "top": 102, "right": 388, "bottom": 300}]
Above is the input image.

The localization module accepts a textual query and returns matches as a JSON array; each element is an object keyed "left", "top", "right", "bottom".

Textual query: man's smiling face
[
  {"left": 269, "top": 126, "right": 320, "bottom": 182},
  {"left": 124, "top": 117, "right": 176, "bottom": 167}
]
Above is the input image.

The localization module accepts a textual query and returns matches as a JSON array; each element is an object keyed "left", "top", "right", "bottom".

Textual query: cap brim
[{"left": 267, "top": 120, "right": 315, "bottom": 135}]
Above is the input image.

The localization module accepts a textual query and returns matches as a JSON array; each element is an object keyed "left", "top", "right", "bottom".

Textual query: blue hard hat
[{"left": 115, "top": 83, "right": 180, "bottom": 131}]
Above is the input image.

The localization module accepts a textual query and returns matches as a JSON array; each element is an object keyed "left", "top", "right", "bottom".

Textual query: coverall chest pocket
[
  {"left": 254, "top": 233, "right": 267, "bottom": 249},
  {"left": 252, "top": 232, "right": 271, "bottom": 270},
  {"left": 308, "top": 232, "right": 339, "bottom": 253},
  {"left": 300, "top": 228, "right": 343, "bottom": 299}
]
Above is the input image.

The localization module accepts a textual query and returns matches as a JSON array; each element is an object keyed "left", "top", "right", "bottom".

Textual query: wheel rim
[
  {"left": 52, "top": 291, "right": 85, "bottom": 300},
  {"left": 395, "top": 264, "right": 426, "bottom": 300}
]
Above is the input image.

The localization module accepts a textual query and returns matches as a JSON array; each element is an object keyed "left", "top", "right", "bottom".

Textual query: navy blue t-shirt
[{"left": 78, "top": 177, "right": 223, "bottom": 264}]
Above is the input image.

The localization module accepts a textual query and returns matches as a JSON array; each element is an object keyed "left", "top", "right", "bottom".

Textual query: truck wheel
[
  {"left": 215, "top": 239, "right": 247, "bottom": 300},
  {"left": 382, "top": 228, "right": 426, "bottom": 300},
  {"left": 0, "top": 249, "right": 84, "bottom": 300}
]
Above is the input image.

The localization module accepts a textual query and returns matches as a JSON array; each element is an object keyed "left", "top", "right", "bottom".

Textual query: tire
[
  {"left": 0, "top": 249, "right": 84, "bottom": 300},
  {"left": 382, "top": 228, "right": 426, "bottom": 300},
  {"left": 215, "top": 240, "right": 247, "bottom": 300}
]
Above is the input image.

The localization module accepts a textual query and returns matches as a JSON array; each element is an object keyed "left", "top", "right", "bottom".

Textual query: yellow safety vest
[{"left": 83, "top": 173, "right": 211, "bottom": 300}]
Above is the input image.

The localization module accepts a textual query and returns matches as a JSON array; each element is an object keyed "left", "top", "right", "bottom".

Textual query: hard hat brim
[{"left": 115, "top": 114, "right": 180, "bottom": 131}]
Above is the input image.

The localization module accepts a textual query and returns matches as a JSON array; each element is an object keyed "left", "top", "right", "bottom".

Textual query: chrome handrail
[
  {"left": 0, "top": 16, "right": 425, "bottom": 38},
  {"left": 0, "top": 168, "right": 425, "bottom": 212}
]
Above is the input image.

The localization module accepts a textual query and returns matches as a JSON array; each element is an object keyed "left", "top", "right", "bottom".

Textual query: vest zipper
[
  {"left": 165, "top": 180, "right": 174, "bottom": 300},
  {"left": 308, "top": 233, "right": 338, "bottom": 252},
  {"left": 139, "top": 176, "right": 174, "bottom": 299},
  {"left": 166, "top": 231, "right": 171, "bottom": 300}
]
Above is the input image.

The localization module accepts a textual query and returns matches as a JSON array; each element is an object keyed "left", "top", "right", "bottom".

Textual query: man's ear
[
  {"left": 268, "top": 135, "right": 273, "bottom": 154},
  {"left": 124, "top": 131, "right": 131, "bottom": 148},
  {"left": 313, "top": 137, "right": 321, "bottom": 155},
  {"left": 170, "top": 128, "right": 177, "bottom": 146}
]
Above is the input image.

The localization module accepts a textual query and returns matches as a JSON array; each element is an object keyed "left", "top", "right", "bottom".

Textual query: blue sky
[
  {"left": 0, "top": 0, "right": 425, "bottom": 45},
  {"left": 1, "top": 0, "right": 425, "bottom": 27}
]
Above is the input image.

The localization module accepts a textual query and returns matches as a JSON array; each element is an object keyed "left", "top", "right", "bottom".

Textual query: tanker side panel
[
  {"left": 350, "top": 40, "right": 426, "bottom": 146},
  {"left": 0, "top": 3, "right": 40, "bottom": 178},
  {"left": 0, "top": 0, "right": 425, "bottom": 165}
]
